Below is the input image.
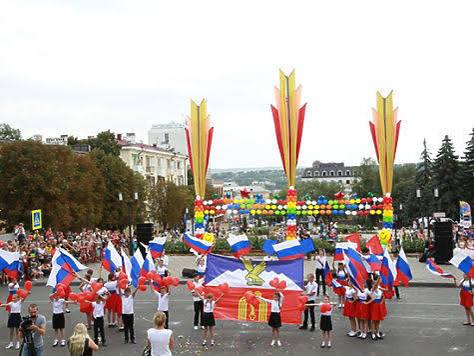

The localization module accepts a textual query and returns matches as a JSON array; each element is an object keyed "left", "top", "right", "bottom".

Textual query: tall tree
[
  {"left": 432, "top": 135, "right": 462, "bottom": 219},
  {"left": 462, "top": 128, "right": 474, "bottom": 207},
  {"left": 89, "top": 130, "right": 120, "bottom": 156},
  {"left": 352, "top": 158, "right": 381, "bottom": 197},
  {"left": 415, "top": 139, "right": 434, "bottom": 218},
  {"left": 0, "top": 123, "right": 21, "bottom": 142}
]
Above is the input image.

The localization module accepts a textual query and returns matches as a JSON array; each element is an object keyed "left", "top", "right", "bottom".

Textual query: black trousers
[
  {"left": 394, "top": 286, "right": 400, "bottom": 299},
  {"left": 122, "top": 313, "right": 134, "bottom": 341},
  {"left": 194, "top": 300, "right": 203, "bottom": 326},
  {"left": 303, "top": 305, "right": 315, "bottom": 327},
  {"left": 93, "top": 316, "right": 106, "bottom": 344},
  {"left": 162, "top": 310, "right": 169, "bottom": 329},
  {"left": 315, "top": 268, "right": 326, "bottom": 295}
]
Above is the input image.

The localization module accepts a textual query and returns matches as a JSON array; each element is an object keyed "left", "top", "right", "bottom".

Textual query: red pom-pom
[
  {"left": 138, "top": 276, "right": 147, "bottom": 286},
  {"left": 24, "top": 281, "right": 32, "bottom": 291},
  {"left": 118, "top": 279, "right": 128, "bottom": 289},
  {"left": 171, "top": 277, "right": 179, "bottom": 287},
  {"left": 138, "top": 284, "right": 147, "bottom": 292},
  {"left": 186, "top": 281, "right": 195, "bottom": 291},
  {"left": 320, "top": 303, "right": 332, "bottom": 313}
]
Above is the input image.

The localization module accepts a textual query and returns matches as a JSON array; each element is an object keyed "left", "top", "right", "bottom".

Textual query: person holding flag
[
  {"left": 332, "top": 263, "right": 347, "bottom": 308},
  {"left": 366, "top": 278, "right": 386, "bottom": 340},
  {"left": 457, "top": 274, "right": 474, "bottom": 326},
  {"left": 104, "top": 272, "right": 122, "bottom": 329},
  {"left": 299, "top": 273, "right": 317, "bottom": 331},
  {"left": 314, "top": 249, "right": 327, "bottom": 296},
  {"left": 355, "top": 280, "right": 371, "bottom": 339},
  {"left": 342, "top": 279, "right": 358, "bottom": 337}
]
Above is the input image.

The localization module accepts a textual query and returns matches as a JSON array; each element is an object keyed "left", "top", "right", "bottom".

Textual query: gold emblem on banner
[{"left": 238, "top": 291, "right": 267, "bottom": 321}]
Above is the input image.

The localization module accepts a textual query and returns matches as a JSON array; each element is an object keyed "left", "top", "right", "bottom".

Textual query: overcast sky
[{"left": 1, "top": 0, "right": 473, "bottom": 169}]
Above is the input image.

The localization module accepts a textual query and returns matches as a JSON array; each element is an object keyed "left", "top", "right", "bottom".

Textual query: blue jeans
[{"left": 21, "top": 344, "right": 44, "bottom": 356}]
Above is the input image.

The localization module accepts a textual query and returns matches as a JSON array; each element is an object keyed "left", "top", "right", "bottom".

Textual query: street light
[{"left": 118, "top": 192, "right": 139, "bottom": 254}]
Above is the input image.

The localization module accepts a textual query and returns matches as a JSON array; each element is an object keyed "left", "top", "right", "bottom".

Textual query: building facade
[
  {"left": 301, "top": 161, "right": 359, "bottom": 193},
  {"left": 118, "top": 139, "right": 188, "bottom": 187},
  {"left": 148, "top": 122, "right": 187, "bottom": 155}
]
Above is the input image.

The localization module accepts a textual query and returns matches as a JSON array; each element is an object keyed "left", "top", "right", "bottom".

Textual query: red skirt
[
  {"left": 80, "top": 302, "right": 93, "bottom": 314},
  {"left": 105, "top": 293, "right": 122, "bottom": 314},
  {"left": 343, "top": 300, "right": 356, "bottom": 318},
  {"left": 333, "top": 286, "right": 345, "bottom": 296},
  {"left": 356, "top": 301, "right": 370, "bottom": 320},
  {"left": 381, "top": 300, "right": 387, "bottom": 317},
  {"left": 460, "top": 289, "right": 473, "bottom": 308},
  {"left": 369, "top": 302, "right": 385, "bottom": 321}
]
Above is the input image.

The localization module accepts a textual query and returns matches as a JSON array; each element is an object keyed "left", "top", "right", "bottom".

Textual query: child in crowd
[
  {"left": 198, "top": 292, "right": 223, "bottom": 347},
  {"left": 156, "top": 259, "right": 168, "bottom": 278},
  {"left": 153, "top": 286, "right": 170, "bottom": 328},
  {"left": 299, "top": 273, "right": 317, "bottom": 331},
  {"left": 307, "top": 294, "right": 338, "bottom": 348},
  {"left": 191, "top": 276, "right": 204, "bottom": 330},
  {"left": 333, "top": 263, "right": 347, "bottom": 308},
  {"left": 104, "top": 273, "right": 122, "bottom": 329},
  {"left": 49, "top": 291, "right": 77, "bottom": 347},
  {"left": 0, "top": 291, "right": 30, "bottom": 350},
  {"left": 366, "top": 278, "right": 386, "bottom": 340},
  {"left": 84, "top": 294, "right": 109, "bottom": 347},
  {"left": 120, "top": 286, "right": 138, "bottom": 344},
  {"left": 256, "top": 291, "right": 284, "bottom": 346},
  {"left": 342, "top": 279, "right": 358, "bottom": 337}
]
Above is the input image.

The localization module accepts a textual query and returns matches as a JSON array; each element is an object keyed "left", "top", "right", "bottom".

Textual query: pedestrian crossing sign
[{"left": 31, "top": 209, "right": 42, "bottom": 230}]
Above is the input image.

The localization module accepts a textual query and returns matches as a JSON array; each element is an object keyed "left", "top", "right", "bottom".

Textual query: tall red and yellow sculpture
[{"left": 271, "top": 70, "right": 307, "bottom": 240}]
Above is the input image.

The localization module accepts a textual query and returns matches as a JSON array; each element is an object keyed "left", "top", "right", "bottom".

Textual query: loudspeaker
[
  {"left": 433, "top": 221, "right": 453, "bottom": 264},
  {"left": 136, "top": 223, "right": 154, "bottom": 255},
  {"left": 182, "top": 268, "right": 198, "bottom": 278}
]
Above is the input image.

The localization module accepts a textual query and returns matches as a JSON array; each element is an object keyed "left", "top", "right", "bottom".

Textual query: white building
[
  {"left": 118, "top": 136, "right": 188, "bottom": 187},
  {"left": 45, "top": 135, "right": 68, "bottom": 146},
  {"left": 148, "top": 122, "right": 187, "bottom": 155},
  {"left": 301, "top": 161, "right": 359, "bottom": 194}
]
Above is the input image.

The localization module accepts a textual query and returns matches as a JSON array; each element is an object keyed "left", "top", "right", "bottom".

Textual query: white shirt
[
  {"left": 92, "top": 301, "right": 105, "bottom": 318},
  {"left": 344, "top": 286, "right": 356, "bottom": 300},
  {"left": 153, "top": 292, "right": 169, "bottom": 311},
  {"left": 104, "top": 281, "right": 117, "bottom": 293},
  {"left": 305, "top": 281, "right": 318, "bottom": 301},
  {"left": 336, "top": 270, "right": 346, "bottom": 280},
  {"left": 260, "top": 295, "right": 284, "bottom": 313},
  {"left": 315, "top": 255, "right": 326, "bottom": 270},
  {"left": 371, "top": 289, "right": 383, "bottom": 301},
  {"left": 8, "top": 300, "right": 22, "bottom": 313},
  {"left": 122, "top": 295, "right": 134, "bottom": 314},
  {"left": 157, "top": 266, "right": 167, "bottom": 276},
  {"left": 8, "top": 283, "right": 19, "bottom": 293},
  {"left": 52, "top": 298, "right": 65, "bottom": 314},
  {"left": 192, "top": 280, "right": 203, "bottom": 302},
  {"left": 203, "top": 300, "right": 215, "bottom": 313},
  {"left": 97, "top": 286, "right": 108, "bottom": 297},
  {"left": 161, "top": 255, "right": 169, "bottom": 268},
  {"left": 147, "top": 328, "right": 172, "bottom": 356},
  {"left": 357, "top": 288, "right": 369, "bottom": 301}
]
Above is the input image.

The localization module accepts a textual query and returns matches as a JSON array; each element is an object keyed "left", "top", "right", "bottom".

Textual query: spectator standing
[
  {"left": 67, "top": 323, "right": 99, "bottom": 356},
  {"left": 147, "top": 311, "right": 174, "bottom": 356},
  {"left": 19, "top": 303, "right": 46, "bottom": 356}
]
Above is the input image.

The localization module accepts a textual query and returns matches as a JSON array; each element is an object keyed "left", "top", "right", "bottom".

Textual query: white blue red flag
[
  {"left": 204, "top": 254, "right": 304, "bottom": 325},
  {"left": 141, "top": 249, "right": 156, "bottom": 277},
  {"left": 323, "top": 260, "right": 333, "bottom": 285},
  {"left": 226, "top": 234, "right": 251, "bottom": 258},
  {"left": 47, "top": 248, "right": 87, "bottom": 288},
  {"left": 426, "top": 258, "right": 455, "bottom": 279},
  {"left": 380, "top": 248, "right": 397, "bottom": 288},
  {"left": 0, "top": 250, "right": 20, "bottom": 279},
  {"left": 130, "top": 248, "right": 144, "bottom": 287},
  {"left": 450, "top": 253, "right": 474, "bottom": 278},
  {"left": 264, "top": 238, "right": 315, "bottom": 260},
  {"left": 102, "top": 241, "right": 122, "bottom": 272},
  {"left": 395, "top": 246, "right": 412, "bottom": 286},
  {"left": 363, "top": 253, "right": 382, "bottom": 272},
  {"left": 334, "top": 242, "right": 358, "bottom": 262},
  {"left": 183, "top": 233, "right": 213, "bottom": 255},
  {"left": 121, "top": 248, "right": 132, "bottom": 282},
  {"left": 344, "top": 247, "right": 368, "bottom": 291},
  {"left": 149, "top": 237, "right": 166, "bottom": 258}
]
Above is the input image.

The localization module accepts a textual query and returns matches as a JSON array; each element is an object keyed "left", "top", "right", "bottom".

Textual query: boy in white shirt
[
  {"left": 299, "top": 273, "right": 318, "bottom": 331},
  {"left": 85, "top": 294, "right": 108, "bottom": 346},
  {"left": 120, "top": 286, "right": 138, "bottom": 344},
  {"left": 153, "top": 286, "right": 170, "bottom": 328}
]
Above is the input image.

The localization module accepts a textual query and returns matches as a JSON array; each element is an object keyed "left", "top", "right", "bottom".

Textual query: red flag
[
  {"left": 366, "top": 235, "right": 384, "bottom": 255},
  {"left": 345, "top": 233, "right": 361, "bottom": 252}
]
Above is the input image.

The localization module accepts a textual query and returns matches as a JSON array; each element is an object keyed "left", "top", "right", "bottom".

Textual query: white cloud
[{"left": 1, "top": 0, "right": 473, "bottom": 168}]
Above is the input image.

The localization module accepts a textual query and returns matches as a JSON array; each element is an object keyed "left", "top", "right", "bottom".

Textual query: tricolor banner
[{"left": 204, "top": 254, "right": 304, "bottom": 325}]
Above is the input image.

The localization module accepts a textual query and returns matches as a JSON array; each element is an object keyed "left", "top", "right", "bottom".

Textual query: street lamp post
[{"left": 119, "top": 192, "right": 139, "bottom": 255}]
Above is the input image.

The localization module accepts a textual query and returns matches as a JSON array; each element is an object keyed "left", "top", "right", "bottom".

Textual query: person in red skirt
[
  {"left": 342, "top": 279, "right": 357, "bottom": 337},
  {"left": 333, "top": 263, "right": 347, "bottom": 308},
  {"left": 104, "top": 273, "right": 123, "bottom": 330},
  {"left": 458, "top": 274, "right": 474, "bottom": 326},
  {"left": 355, "top": 279, "right": 371, "bottom": 339},
  {"left": 366, "top": 278, "right": 386, "bottom": 340},
  {"left": 78, "top": 269, "right": 95, "bottom": 329}
]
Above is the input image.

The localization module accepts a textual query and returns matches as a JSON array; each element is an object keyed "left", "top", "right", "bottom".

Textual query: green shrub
[{"left": 401, "top": 239, "right": 424, "bottom": 253}]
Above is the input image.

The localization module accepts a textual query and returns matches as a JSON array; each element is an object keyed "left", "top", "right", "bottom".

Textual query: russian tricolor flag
[
  {"left": 323, "top": 260, "right": 333, "bottom": 285},
  {"left": 273, "top": 239, "right": 305, "bottom": 260},
  {"left": 426, "top": 258, "right": 455, "bottom": 279},
  {"left": 141, "top": 249, "right": 156, "bottom": 277},
  {"left": 121, "top": 248, "right": 132, "bottom": 282},
  {"left": 334, "top": 242, "right": 358, "bottom": 262},
  {"left": 47, "top": 248, "right": 87, "bottom": 288},
  {"left": 450, "top": 253, "right": 474, "bottom": 278},
  {"left": 130, "top": 248, "right": 144, "bottom": 288},
  {"left": 183, "top": 233, "right": 214, "bottom": 255},
  {"left": 364, "top": 253, "right": 382, "bottom": 272},
  {"left": 0, "top": 250, "right": 20, "bottom": 279},
  {"left": 149, "top": 237, "right": 166, "bottom": 259},
  {"left": 343, "top": 247, "right": 368, "bottom": 291},
  {"left": 395, "top": 246, "right": 412, "bottom": 286},
  {"left": 227, "top": 234, "right": 251, "bottom": 258},
  {"left": 380, "top": 248, "right": 397, "bottom": 288},
  {"left": 102, "top": 241, "right": 123, "bottom": 273}
]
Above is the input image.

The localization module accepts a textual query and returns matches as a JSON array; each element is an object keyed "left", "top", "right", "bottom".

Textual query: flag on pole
[
  {"left": 450, "top": 253, "right": 474, "bottom": 278},
  {"left": 226, "top": 234, "right": 251, "bottom": 258},
  {"left": 323, "top": 260, "right": 333, "bottom": 286},
  {"left": 345, "top": 233, "right": 361, "bottom": 252},
  {"left": 426, "top": 258, "right": 456, "bottom": 279},
  {"left": 149, "top": 237, "right": 167, "bottom": 259},
  {"left": 183, "top": 233, "right": 213, "bottom": 255},
  {"left": 130, "top": 248, "right": 144, "bottom": 288},
  {"left": 343, "top": 247, "right": 368, "bottom": 291},
  {"left": 121, "top": 248, "right": 132, "bottom": 282},
  {"left": 363, "top": 253, "right": 382, "bottom": 272},
  {"left": 365, "top": 235, "right": 384, "bottom": 255},
  {"left": 102, "top": 241, "right": 123, "bottom": 272},
  {"left": 395, "top": 246, "right": 413, "bottom": 286},
  {"left": 47, "top": 248, "right": 87, "bottom": 288},
  {"left": 141, "top": 249, "right": 156, "bottom": 277},
  {"left": 0, "top": 250, "right": 20, "bottom": 279},
  {"left": 380, "top": 248, "right": 397, "bottom": 288}
]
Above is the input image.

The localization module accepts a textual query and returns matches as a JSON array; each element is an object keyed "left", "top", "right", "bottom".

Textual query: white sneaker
[
  {"left": 60, "top": 340, "right": 66, "bottom": 347},
  {"left": 347, "top": 330, "right": 357, "bottom": 337},
  {"left": 194, "top": 326, "right": 199, "bottom": 330},
  {"left": 5, "top": 342, "right": 13, "bottom": 349},
  {"left": 53, "top": 340, "right": 59, "bottom": 347},
  {"left": 277, "top": 340, "right": 282, "bottom": 347},
  {"left": 201, "top": 326, "right": 205, "bottom": 329},
  {"left": 15, "top": 342, "right": 20, "bottom": 350},
  {"left": 270, "top": 340, "right": 276, "bottom": 346},
  {"left": 321, "top": 341, "right": 326, "bottom": 348},
  {"left": 327, "top": 341, "right": 332, "bottom": 348}
]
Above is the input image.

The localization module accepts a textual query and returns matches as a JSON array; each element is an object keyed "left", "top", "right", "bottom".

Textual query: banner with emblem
[{"left": 203, "top": 254, "right": 304, "bottom": 325}]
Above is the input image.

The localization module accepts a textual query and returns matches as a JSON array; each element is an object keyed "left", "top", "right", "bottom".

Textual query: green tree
[
  {"left": 0, "top": 123, "right": 21, "bottom": 142},
  {"left": 0, "top": 141, "right": 105, "bottom": 230},
  {"left": 148, "top": 180, "right": 193, "bottom": 230},
  {"left": 91, "top": 150, "right": 147, "bottom": 229},
  {"left": 414, "top": 139, "right": 434, "bottom": 218},
  {"left": 89, "top": 130, "right": 120, "bottom": 156},
  {"left": 352, "top": 158, "right": 381, "bottom": 196},
  {"left": 432, "top": 135, "right": 462, "bottom": 219},
  {"left": 462, "top": 128, "right": 474, "bottom": 208}
]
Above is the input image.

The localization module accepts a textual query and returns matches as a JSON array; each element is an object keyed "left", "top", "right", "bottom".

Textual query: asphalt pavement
[{"left": 0, "top": 285, "right": 472, "bottom": 356}]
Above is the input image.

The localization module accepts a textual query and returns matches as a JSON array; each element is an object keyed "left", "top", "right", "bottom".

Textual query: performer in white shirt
[
  {"left": 49, "top": 292, "right": 77, "bottom": 347},
  {"left": 119, "top": 286, "right": 139, "bottom": 344},
  {"left": 256, "top": 291, "right": 284, "bottom": 346},
  {"left": 195, "top": 292, "right": 223, "bottom": 346},
  {"left": 153, "top": 286, "right": 170, "bottom": 329},
  {"left": 299, "top": 273, "right": 318, "bottom": 331}
]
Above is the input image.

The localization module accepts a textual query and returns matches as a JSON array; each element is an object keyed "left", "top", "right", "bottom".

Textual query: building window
[
  {"left": 337, "top": 170, "right": 342, "bottom": 176},
  {"left": 164, "top": 133, "right": 170, "bottom": 144},
  {"left": 167, "top": 159, "right": 171, "bottom": 169},
  {"left": 346, "top": 170, "right": 351, "bottom": 176},
  {"left": 346, "top": 180, "right": 351, "bottom": 184},
  {"left": 307, "top": 171, "right": 312, "bottom": 177},
  {"left": 322, "top": 171, "right": 327, "bottom": 177},
  {"left": 314, "top": 171, "right": 320, "bottom": 176},
  {"left": 177, "top": 161, "right": 181, "bottom": 169},
  {"left": 338, "top": 180, "right": 342, "bottom": 183},
  {"left": 329, "top": 170, "right": 335, "bottom": 176}
]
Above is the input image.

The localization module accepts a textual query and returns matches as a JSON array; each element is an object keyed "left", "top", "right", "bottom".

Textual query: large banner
[{"left": 204, "top": 254, "right": 304, "bottom": 325}]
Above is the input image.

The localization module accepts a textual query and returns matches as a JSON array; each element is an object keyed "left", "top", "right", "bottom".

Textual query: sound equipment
[
  {"left": 433, "top": 221, "right": 453, "bottom": 264},
  {"left": 136, "top": 223, "right": 154, "bottom": 255},
  {"left": 182, "top": 268, "right": 198, "bottom": 278}
]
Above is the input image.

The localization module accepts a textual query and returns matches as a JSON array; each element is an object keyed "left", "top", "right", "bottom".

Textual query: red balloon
[
  {"left": 77, "top": 294, "right": 85, "bottom": 303},
  {"left": 91, "top": 282, "right": 103, "bottom": 293},
  {"left": 118, "top": 279, "right": 128, "bottom": 290},
  {"left": 56, "top": 289, "right": 65, "bottom": 298},
  {"left": 162, "top": 276, "right": 173, "bottom": 286},
  {"left": 69, "top": 293, "right": 78, "bottom": 301},
  {"left": 17, "top": 289, "right": 27, "bottom": 299},
  {"left": 153, "top": 275, "right": 162, "bottom": 284},
  {"left": 118, "top": 272, "right": 128, "bottom": 281},
  {"left": 171, "top": 277, "right": 179, "bottom": 287},
  {"left": 146, "top": 271, "right": 155, "bottom": 280},
  {"left": 138, "top": 277, "right": 147, "bottom": 286},
  {"left": 24, "top": 281, "right": 32, "bottom": 291},
  {"left": 138, "top": 284, "right": 147, "bottom": 292},
  {"left": 56, "top": 283, "right": 66, "bottom": 291},
  {"left": 186, "top": 281, "right": 195, "bottom": 291},
  {"left": 320, "top": 303, "right": 332, "bottom": 313}
]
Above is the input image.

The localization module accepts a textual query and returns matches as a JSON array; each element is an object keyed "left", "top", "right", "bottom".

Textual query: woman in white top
[
  {"left": 256, "top": 292, "right": 284, "bottom": 346},
  {"left": 147, "top": 311, "right": 174, "bottom": 356}
]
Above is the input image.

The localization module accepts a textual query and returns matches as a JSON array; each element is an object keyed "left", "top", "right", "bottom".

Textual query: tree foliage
[
  {"left": 462, "top": 128, "right": 474, "bottom": 208},
  {"left": 352, "top": 158, "right": 381, "bottom": 197},
  {"left": 0, "top": 123, "right": 21, "bottom": 142},
  {"left": 68, "top": 130, "right": 120, "bottom": 156}
]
